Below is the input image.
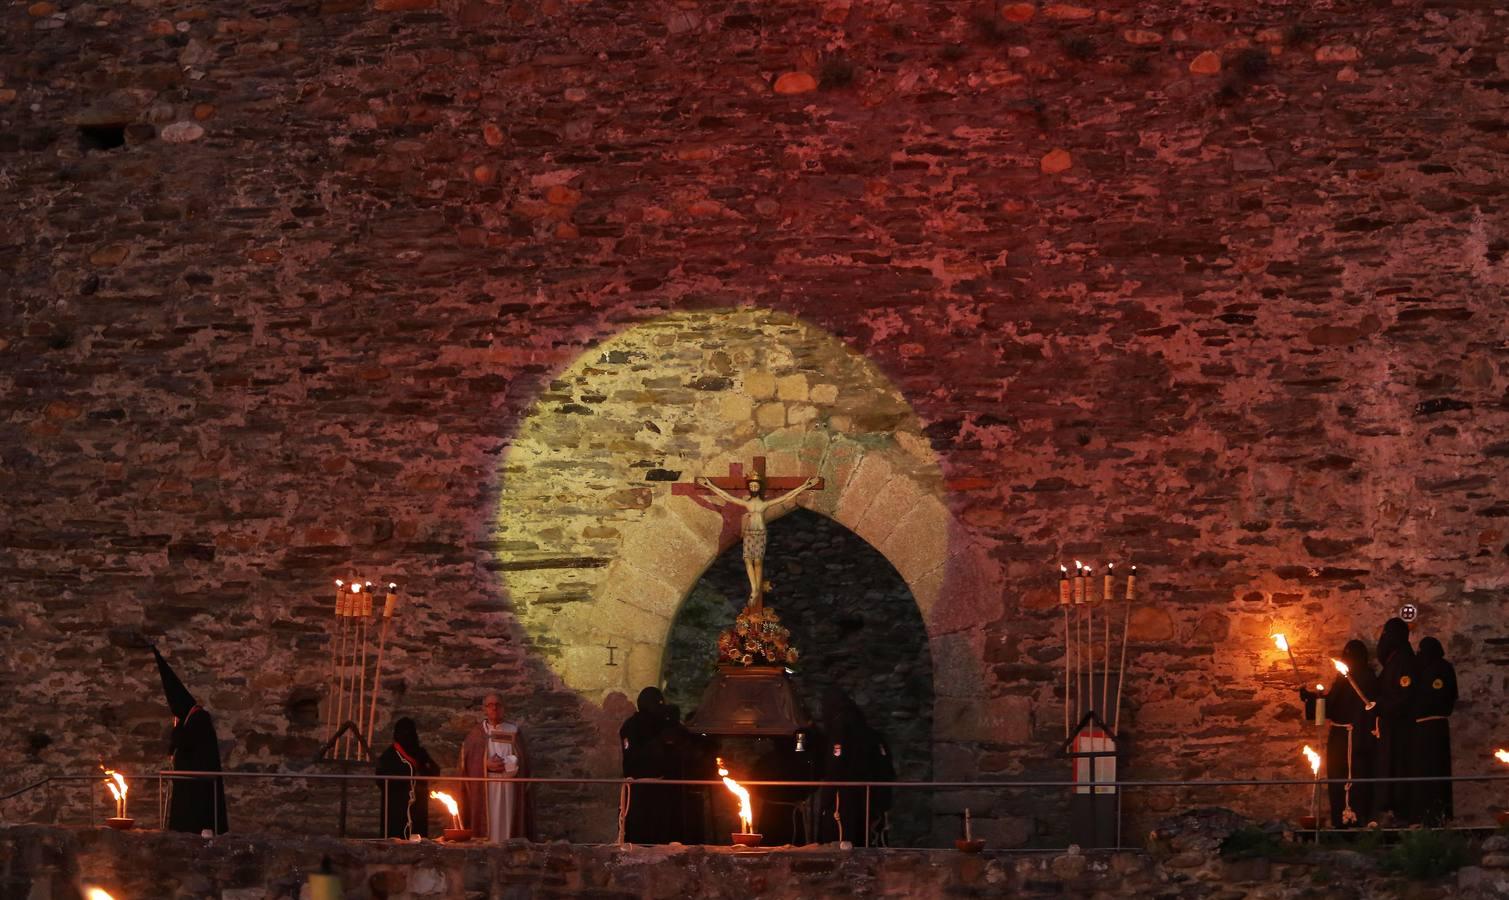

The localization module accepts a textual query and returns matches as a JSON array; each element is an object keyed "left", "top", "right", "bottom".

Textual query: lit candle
[
  {"left": 1103, "top": 564, "right": 1113, "bottom": 603},
  {"left": 1125, "top": 565, "right": 1136, "bottom": 602},
  {"left": 1314, "top": 683, "right": 1326, "bottom": 726},
  {"left": 1059, "top": 567, "right": 1070, "bottom": 606},
  {"left": 1073, "top": 561, "right": 1085, "bottom": 605}
]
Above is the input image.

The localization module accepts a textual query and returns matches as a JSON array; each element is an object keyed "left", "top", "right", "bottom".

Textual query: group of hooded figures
[
  {"left": 147, "top": 619, "right": 1460, "bottom": 843},
  {"left": 618, "top": 686, "right": 896, "bottom": 845},
  {"left": 1298, "top": 617, "right": 1460, "bottom": 828}
]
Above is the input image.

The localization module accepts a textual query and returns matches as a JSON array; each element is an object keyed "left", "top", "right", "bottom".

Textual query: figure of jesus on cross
[{"left": 673, "top": 458, "right": 823, "bottom": 609}]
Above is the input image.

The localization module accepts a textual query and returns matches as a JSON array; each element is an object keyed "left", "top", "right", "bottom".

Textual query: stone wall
[
  {"left": 2, "top": 0, "right": 1508, "bottom": 848},
  {"left": 4, "top": 823, "right": 1508, "bottom": 900}
]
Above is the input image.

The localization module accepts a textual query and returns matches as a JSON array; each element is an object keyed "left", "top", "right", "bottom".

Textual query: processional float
[{"left": 320, "top": 578, "right": 403, "bottom": 761}]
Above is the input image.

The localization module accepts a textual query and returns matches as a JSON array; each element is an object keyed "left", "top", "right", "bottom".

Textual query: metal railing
[{"left": 5, "top": 769, "right": 1508, "bottom": 850}]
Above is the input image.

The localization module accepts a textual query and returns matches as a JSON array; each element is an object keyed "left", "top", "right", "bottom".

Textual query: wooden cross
[
  {"left": 670, "top": 457, "right": 823, "bottom": 502},
  {"left": 671, "top": 456, "right": 825, "bottom": 559}
]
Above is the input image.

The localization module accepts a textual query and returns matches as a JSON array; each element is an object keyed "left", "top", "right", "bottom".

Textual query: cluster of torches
[
  {"left": 1058, "top": 562, "right": 1137, "bottom": 736},
  {"left": 326, "top": 579, "right": 402, "bottom": 760}
]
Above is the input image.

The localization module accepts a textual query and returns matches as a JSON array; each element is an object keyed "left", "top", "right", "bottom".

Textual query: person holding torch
[{"left": 1300, "top": 639, "right": 1378, "bottom": 827}]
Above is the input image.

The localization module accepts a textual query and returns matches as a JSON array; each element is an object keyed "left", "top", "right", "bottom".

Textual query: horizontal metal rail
[{"left": 6, "top": 769, "right": 1509, "bottom": 794}]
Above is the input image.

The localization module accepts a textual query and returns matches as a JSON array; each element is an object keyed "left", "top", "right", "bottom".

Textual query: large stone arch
[{"left": 495, "top": 309, "right": 1000, "bottom": 779}]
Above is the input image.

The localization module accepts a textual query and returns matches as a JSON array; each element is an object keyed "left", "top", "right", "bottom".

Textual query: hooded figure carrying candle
[
  {"left": 1300, "top": 639, "right": 1377, "bottom": 827},
  {"left": 1372, "top": 617, "right": 1420, "bottom": 823},
  {"left": 152, "top": 645, "right": 229, "bottom": 834},
  {"left": 1409, "top": 636, "right": 1458, "bottom": 825}
]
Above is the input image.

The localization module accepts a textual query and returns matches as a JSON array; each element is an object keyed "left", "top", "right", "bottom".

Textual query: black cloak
[
  {"left": 817, "top": 689, "right": 893, "bottom": 845},
  {"left": 751, "top": 728, "right": 823, "bottom": 845},
  {"left": 620, "top": 687, "right": 675, "bottom": 843},
  {"left": 1409, "top": 636, "right": 1458, "bottom": 824},
  {"left": 154, "top": 646, "right": 228, "bottom": 834},
  {"left": 1372, "top": 617, "right": 1419, "bottom": 822},
  {"left": 375, "top": 717, "right": 441, "bottom": 839},
  {"left": 1300, "top": 639, "right": 1377, "bottom": 826}
]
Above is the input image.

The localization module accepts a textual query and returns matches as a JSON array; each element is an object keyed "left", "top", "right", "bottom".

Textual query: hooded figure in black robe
[
  {"left": 751, "top": 728, "right": 822, "bottom": 845},
  {"left": 376, "top": 717, "right": 441, "bottom": 839},
  {"left": 153, "top": 645, "right": 228, "bottom": 834},
  {"left": 817, "top": 689, "right": 894, "bottom": 845},
  {"left": 620, "top": 687, "right": 675, "bottom": 843},
  {"left": 1300, "top": 639, "right": 1377, "bottom": 827},
  {"left": 1372, "top": 617, "right": 1419, "bottom": 823},
  {"left": 659, "top": 702, "right": 716, "bottom": 844},
  {"left": 1410, "top": 636, "right": 1458, "bottom": 825}
]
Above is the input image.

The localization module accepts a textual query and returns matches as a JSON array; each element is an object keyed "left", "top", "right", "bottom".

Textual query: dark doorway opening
[{"left": 663, "top": 508, "right": 934, "bottom": 845}]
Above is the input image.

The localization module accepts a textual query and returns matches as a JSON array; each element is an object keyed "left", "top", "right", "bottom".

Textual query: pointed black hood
[
  {"left": 153, "top": 646, "right": 197, "bottom": 719},
  {"left": 1418, "top": 636, "right": 1444, "bottom": 662},
  {"left": 1341, "top": 639, "right": 1370, "bottom": 671},
  {"left": 1377, "top": 617, "right": 1412, "bottom": 665}
]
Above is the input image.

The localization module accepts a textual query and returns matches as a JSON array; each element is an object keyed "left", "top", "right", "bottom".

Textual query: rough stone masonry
[{"left": 0, "top": 0, "right": 1506, "bottom": 847}]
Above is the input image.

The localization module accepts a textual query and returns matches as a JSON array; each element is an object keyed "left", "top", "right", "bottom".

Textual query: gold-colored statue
[{"left": 694, "top": 473, "right": 820, "bottom": 608}]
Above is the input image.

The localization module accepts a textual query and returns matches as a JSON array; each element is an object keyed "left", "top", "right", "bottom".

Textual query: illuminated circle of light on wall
[{"left": 495, "top": 308, "right": 984, "bottom": 704}]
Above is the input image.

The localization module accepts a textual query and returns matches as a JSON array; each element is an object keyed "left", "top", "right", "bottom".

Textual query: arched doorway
[{"left": 663, "top": 508, "right": 934, "bottom": 845}]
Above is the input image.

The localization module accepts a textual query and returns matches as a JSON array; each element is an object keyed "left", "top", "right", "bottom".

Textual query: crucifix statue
[{"left": 673, "top": 458, "right": 823, "bottom": 609}]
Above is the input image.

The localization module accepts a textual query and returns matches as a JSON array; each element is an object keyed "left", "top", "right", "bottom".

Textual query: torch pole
[
  {"left": 366, "top": 590, "right": 398, "bottom": 752},
  {"left": 1063, "top": 602, "right": 1071, "bottom": 738},
  {"left": 1112, "top": 568, "right": 1136, "bottom": 733},
  {"left": 1086, "top": 575, "right": 1095, "bottom": 718},
  {"left": 340, "top": 591, "right": 359, "bottom": 759},
  {"left": 1102, "top": 585, "right": 1111, "bottom": 723},
  {"left": 354, "top": 592, "right": 371, "bottom": 759}
]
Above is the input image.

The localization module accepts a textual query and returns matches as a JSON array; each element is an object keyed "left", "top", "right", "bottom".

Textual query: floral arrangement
[{"left": 717, "top": 603, "right": 799, "bottom": 666}]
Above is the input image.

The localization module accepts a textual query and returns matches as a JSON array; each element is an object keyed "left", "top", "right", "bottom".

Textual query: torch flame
[
  {"left": 84, "top": 889, "right": 116, "bottom": 900},
  {"left": 1271, "top": 633, "right": 1289, "bottom": 652},
  {"left": 429, "top": 790, "right": 461, "bottom": 828},
  {"left": 1495, "top": 749, "right": 1509, "bottom": 765},
  {"left": 716, "top": 758, "right": 753, "bottom": 834},
  {"left": 1331, "top": 658, "right": 1349, "bottom": 676},
  {"left": 1302, "top": 745, "right": 1322, "bottom": 776},
  {"left": 103, "top": 769, "right": 127, "bottom": 804}
]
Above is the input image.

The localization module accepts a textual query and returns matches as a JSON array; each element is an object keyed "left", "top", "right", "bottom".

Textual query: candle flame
[
  {"left": 716, "top": 758, "right": 753, "bottom": 834},
  {"left": 430, "top": 790, "right": 461, "bottom": 827},
  {"left": 1271, "top": 634, "right": 1288, "bottom": 652},
  {"left": 351, "top": 582, "right": 361, "bottom": 593},
  {"left": 84, "top": 889, "right": 116, "bottom": 900},
  {"left": 335, "top": 579, "right": 343, "bottom": 587},
  {"left": 1316, "top": 684, "right": 1325, "bottom": 691},
  {"left": 1060, "top": 565, "right": 1068, "bottom": 575},
  {"left": 1331, "top": 658, "right": 1349, "bottom": 676},
  {"left": 1495, "top": 749, "right": 1509, "bottom": 765},
  {"left": 1074, "top": 560, "right": 1082, "bottom": 570},
  {"left": 1302, "top": 745, "right": 1321, "bottom": 775},
  {"left": 389, "top": 583, "right": 397, "bottom": 590}
]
